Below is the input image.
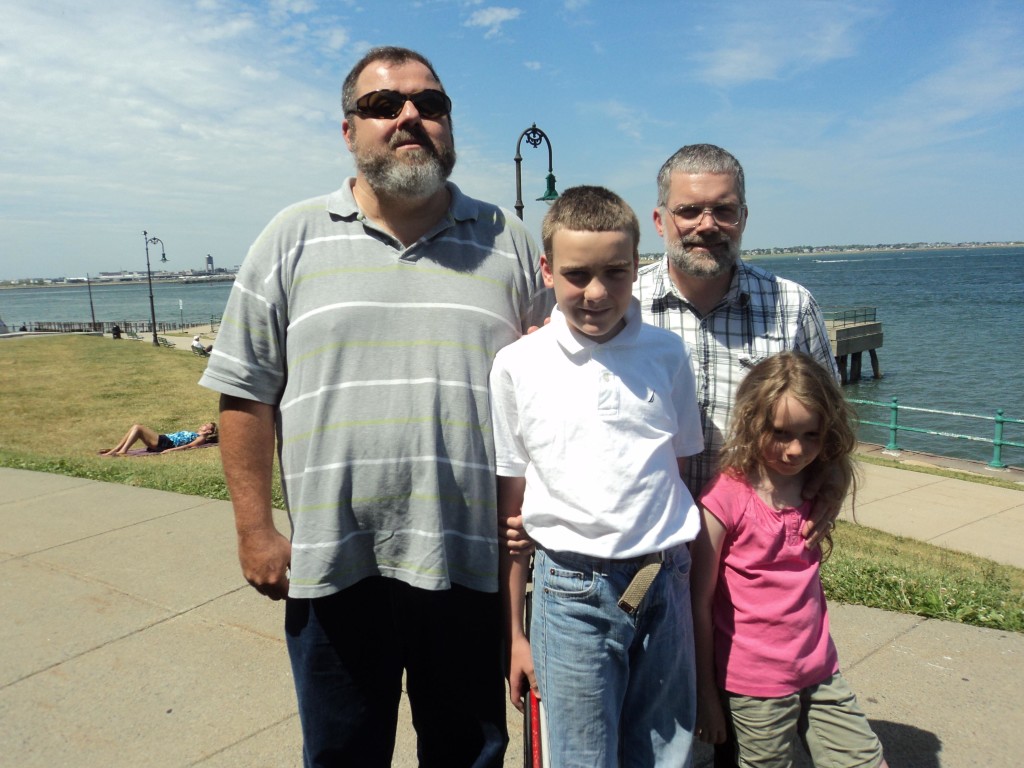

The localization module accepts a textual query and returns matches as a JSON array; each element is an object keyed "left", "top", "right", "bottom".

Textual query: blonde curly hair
[{"left": 718, "top": 351, "right": 858, "bottom": 557}]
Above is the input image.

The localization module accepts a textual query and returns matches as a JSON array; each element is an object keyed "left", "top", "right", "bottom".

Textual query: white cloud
[
  {"left": 524, "top": 60, "right": 542, "bottom": 71},
  {"left": 576, "top": 100, "right": 668, "bottom": 143},
  {"left": 0, "top": 0, "right": 350, "bottom": 277},
  {"left": 691, "top": 1, "right": 881, "bottom": 86},
  {"left": 464, "top": 7, "right": 522, "bottom": 39},
  {"left": 319, "top": 26, "right": 350, "bottom": 52},
  {"left": 839, "top": 21, "right": 1024, "bottom": 161},
  {"left": 271, "top": 0, "right": 318, "bottom": 14}
]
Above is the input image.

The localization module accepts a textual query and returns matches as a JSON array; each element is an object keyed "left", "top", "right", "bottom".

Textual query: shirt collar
[
  {"left": 653, "top": 253, "right": 751, "bottom": 310},
  {"left": 552, "top": 297, "right": 643, "bottom": 357},
  {"left": 326, "top": 178, "right": 476, "bottom": 225}
]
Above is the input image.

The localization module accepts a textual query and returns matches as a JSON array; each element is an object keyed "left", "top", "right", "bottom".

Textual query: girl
[
  {"left": 691, "top": 351, "right": 888, "bottom": 768},
  {"left": 100, "top": 421, "right": 218, "bottom": 456}
]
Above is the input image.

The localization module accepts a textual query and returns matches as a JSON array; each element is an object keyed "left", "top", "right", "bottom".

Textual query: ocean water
[
  {"left": 4, "top": 247, "right": 1022, "bottom": 464},
  {"left": 0, "top": 280, "right": 233, "bottom": 329},
  {"left": 755, "top": 246, "right": 1024, "bottom": 465}
]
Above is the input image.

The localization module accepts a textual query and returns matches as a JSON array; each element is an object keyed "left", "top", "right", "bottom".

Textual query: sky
[{"left": 2, "top": 0, "right": 1023, "bottom": 280}]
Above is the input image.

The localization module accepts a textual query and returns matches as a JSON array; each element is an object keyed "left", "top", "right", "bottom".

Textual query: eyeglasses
[
  {"left": 666, "top": 203, "right": 745, "bottom": 227},
  {"left": 347, "top": 89, "right": 452, "bottom": 120}
]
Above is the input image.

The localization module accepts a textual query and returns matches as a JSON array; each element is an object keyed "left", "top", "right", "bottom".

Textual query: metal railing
[
  {"left": 850, "top": 397, "right": 1023, "bottom": 469},
  {"left": 823, "top": 307, "right": 877, "bottom": 326},
  {"left": 18, "top": 316, "right": 221, "bottom": 335}
]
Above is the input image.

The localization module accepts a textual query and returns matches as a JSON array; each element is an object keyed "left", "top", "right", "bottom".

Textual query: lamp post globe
[{"left": 514, "top": 123, "right": 559, "bottom": 221}]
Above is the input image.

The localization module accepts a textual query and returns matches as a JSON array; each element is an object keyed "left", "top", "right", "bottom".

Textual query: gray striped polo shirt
[{"left": 200, "top": 180, "right": 551, "bottom": 597}]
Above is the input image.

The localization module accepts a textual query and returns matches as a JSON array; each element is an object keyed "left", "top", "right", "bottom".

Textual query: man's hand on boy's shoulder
[{"left": 502, "top": 514, "right": 535, "bottom": 556}]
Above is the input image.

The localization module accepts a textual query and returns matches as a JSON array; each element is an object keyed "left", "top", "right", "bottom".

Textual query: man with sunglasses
[
  {"left": 201, "top": 46, "right": 549, "bottom": 768},
  {"left": 638, "top": 144, "right": 838, "bottom": 765}
]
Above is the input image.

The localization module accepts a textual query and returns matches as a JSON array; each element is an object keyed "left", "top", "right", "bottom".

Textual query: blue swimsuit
[{"left": 164, "top": 430, "right": 199, "bottom": 447}]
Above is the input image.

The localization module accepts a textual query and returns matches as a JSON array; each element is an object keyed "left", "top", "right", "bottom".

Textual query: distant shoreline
[
  {"left": 0, "top": 274, "right": 236, "bottom": 291},
  {"left": 638, "top": 241, "right": 1023, "bottom": 265},
  {"left": 742, "top": 242, "right": 1023, "bottom": 261},
  {"left": 4, "top": 243, "right": 1022, "bottom": 285}
]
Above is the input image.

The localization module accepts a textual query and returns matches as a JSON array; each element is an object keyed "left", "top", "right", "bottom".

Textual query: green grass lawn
[
  {"left": 2, "top": 334, "right": 1022, "bottom": 632},
  {"left": 0, "top": 334, "right": 282, "bottom": 506}
]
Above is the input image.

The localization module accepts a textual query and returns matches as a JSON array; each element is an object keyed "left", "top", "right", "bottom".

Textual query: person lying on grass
[{"left": 100, "top": 422, "right": 218, "bottom": 456}]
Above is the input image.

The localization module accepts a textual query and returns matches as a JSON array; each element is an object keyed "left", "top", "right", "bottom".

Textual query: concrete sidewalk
[{"left": 1, "top": 463, "right": 1022, "bottom": 767}]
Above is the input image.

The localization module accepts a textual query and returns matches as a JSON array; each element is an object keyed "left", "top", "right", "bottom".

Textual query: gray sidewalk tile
[
  {"left": 191, "top": 587, "right": 287, "bottom": 642},
  {"left": 0, "top": 464, "right": 1021, "bottom": 767},
  {"left": 838, "top": 617, "right": 1024, "bottom": 767},
  {"left": 27, "top": 500, "right": 242, "bottom": 612},
  {"left": 0, "top": 613, "right": 294, "bottom": 768},
  {"left": 827, "top": 603, "right": 924, "bottom": 667},
  {"left": 0, "top": 557, "right": 172, "bottom": 687},
  {"left": 0, "top": 467, "right": 94, "bottom": 503},
  {"left": 192, "top": 717, "right": 302, "bottom": 768},
  {"left": 1, "top": 480, "right": 213, "bottom": 557},
  {"left": 929, "top": 500, "right": 1024, "bottom": 568}
]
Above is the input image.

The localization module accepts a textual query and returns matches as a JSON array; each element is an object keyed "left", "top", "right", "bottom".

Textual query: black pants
[{"left": 285, "top": 578, "right": 508, "bottom": 768}]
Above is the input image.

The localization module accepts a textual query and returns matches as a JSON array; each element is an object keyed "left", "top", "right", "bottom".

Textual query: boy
[{"left": 490, "top": 186, "right": 704, "bottom": 767}]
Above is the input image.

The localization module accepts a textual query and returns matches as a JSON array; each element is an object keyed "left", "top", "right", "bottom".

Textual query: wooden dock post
[{"left": 824, "top": 308, "right": 884, "bottom": 385}]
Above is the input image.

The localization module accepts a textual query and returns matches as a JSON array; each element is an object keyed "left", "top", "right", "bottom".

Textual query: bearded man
[
  {"left": 634, "top": 147, "right": 840, "bottom": 768},
  {"left": 636, "top": 144, "right": 838, "bottom": 542},
  {"left": 200, "top": 46, "right": 549, "bottom": 768}
]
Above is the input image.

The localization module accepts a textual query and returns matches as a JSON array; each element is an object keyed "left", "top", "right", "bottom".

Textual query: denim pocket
[
  {"left": 540, "top": 563, "right": 598, "bottom": 599},
  {"left": 668, "top": 546, "right": 692, "bottom": 583}
]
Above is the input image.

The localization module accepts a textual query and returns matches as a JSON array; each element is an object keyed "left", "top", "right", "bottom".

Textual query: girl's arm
[
  {"left": 690, "top": 505, "right": 729, "bottom": 744},
  {"left": 498, "top": 475, "right": 537, "bottom": 713}
]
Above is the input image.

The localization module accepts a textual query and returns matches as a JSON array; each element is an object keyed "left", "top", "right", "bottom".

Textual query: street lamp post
[
  {"left": 514, "top": 123, "right": 559, "bottom": 220},
  {"left": 142, "top": 230, "right": 168, "bottom": 346}
]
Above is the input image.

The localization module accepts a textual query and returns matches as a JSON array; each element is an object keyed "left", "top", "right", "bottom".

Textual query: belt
[{"left": 616, "top": 551, "right": 665, "bottom": 616}]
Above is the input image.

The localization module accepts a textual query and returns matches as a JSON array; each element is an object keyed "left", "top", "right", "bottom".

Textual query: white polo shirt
[{"left": 489, "top": 298, "right": 704, "bottom": 558}]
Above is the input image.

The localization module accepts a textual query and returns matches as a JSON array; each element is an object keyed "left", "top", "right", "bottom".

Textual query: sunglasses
[{"left": 347, "top": 89, "right": 452, "bottom": 120}]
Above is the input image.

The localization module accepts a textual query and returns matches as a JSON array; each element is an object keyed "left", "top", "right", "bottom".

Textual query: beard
[
  {"left": 354, "top": 125, "right": 457, "bottom": 199},
  {"left": 666, "top": 231, "right": 741, "bottom": 279}
]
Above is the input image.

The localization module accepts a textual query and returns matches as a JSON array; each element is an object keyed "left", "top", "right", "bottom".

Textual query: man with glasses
[
  {"left": 639, "top": 144, "right": 838, "bottom": 531},
  {"left": 643, "top": 147, "right": 835, "bottom": 765},
  {"left": 201, "top": 46, "right": 548, "bottom": 767},
  {"left": 638, "top": 144, "right": 838, "bottom": 766}
]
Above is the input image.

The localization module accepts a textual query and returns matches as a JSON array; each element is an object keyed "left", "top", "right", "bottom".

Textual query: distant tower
[{"left": 206, "top": 254, "right": 214, "bottom": 273}]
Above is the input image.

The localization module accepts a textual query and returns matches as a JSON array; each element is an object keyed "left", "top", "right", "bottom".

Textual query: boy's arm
[
  {"left": 498, "top": 475, "right": 537, "bottom": 713},
  {"left": 690, "top": 505, "right": 729, "bottom": 744}
]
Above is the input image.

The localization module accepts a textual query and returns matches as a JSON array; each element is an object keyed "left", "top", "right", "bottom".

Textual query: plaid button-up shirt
[{"left": 634, "top": 256, "right": 838, "bottom": 496}]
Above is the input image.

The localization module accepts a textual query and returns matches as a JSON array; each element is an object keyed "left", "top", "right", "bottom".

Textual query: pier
[{"left": 824, "top": 307, "right": 883, "bottom": 384}]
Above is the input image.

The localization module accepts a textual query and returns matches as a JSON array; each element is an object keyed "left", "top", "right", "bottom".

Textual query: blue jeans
[
  {"left": 531, "top": 545, "right": 696, "bottom": 768},
  {"left": 285, "top": 578, "right": 507, "bottom": 768}
]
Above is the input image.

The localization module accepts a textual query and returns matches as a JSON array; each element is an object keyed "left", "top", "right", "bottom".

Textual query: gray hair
[{"left": 656, "top": 144, "right": 745, "bottom": 206}]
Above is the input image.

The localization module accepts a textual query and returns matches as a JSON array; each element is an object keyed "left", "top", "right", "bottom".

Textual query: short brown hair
[
  {"left": 541, "top": 185, "right": 640, "bottom": 262},
  {"left": 341, "top": 46, "right": 445, "bottom": 113}
]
